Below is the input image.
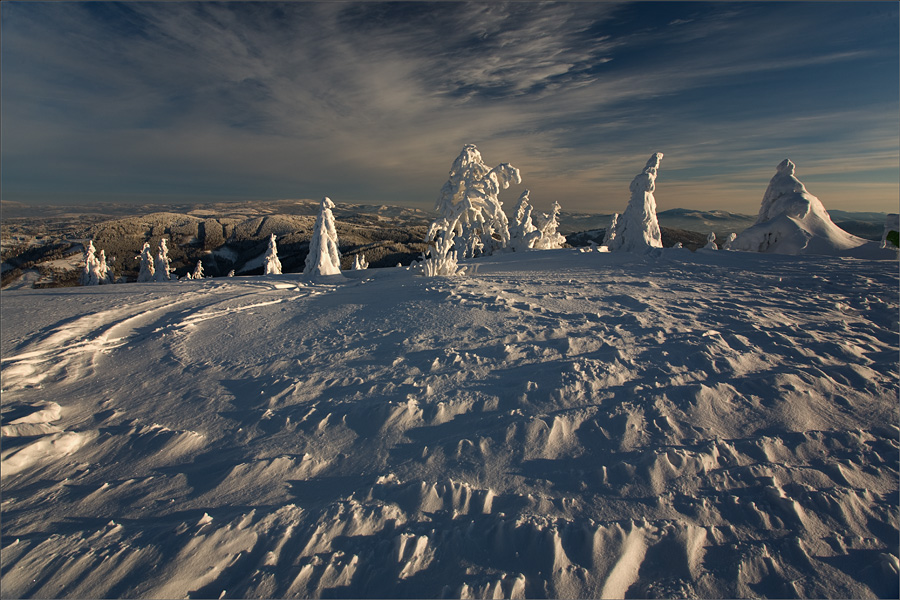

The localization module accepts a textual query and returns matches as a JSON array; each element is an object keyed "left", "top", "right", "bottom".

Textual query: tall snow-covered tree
[
  {"left": 508, "top": 190, "right": 543, "bottom": 252},
  {"left": 192, "top": 260, "right": 205, "bottom": 280},
  {"left": 304, "top": 197, "right": 342, "bottom": 277},
  {"left": 704, "top": 232, "right": 718, "bottom": 250},
  {"left": 434, "top": 144, "right": 521, "bottom": 259},
  {"left": 136, "top": 242, "right": 155, "bottom": 282},
  {"left": 608, "top": 152, "right": 664, "bottom": 252},
  {"left": 533, "top": 201, "right": 566, "bottom": 250},
  {"left": 263, "top": 234, "right": 282, "bottom": 275},
  {"left": 79, "top": 240, "right": 101, "bottom": 286},
  {"left": 153, "top": 238, "right": 172, "bottom": 282}
]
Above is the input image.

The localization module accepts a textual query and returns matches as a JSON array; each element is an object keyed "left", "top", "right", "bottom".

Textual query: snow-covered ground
[{"left": 1, "top": 248, "right": 897, "bottom": 599}]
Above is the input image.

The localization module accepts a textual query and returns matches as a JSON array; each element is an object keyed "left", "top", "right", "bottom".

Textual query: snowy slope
[{"left": 1, "top": 250, "right": 898, "bottom": 599}]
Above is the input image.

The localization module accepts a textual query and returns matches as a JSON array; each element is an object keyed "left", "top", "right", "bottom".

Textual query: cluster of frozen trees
[
  {"left": 79, "top": 241, "right": 113, "bottom": 286},
  {"left": 423, "top": 144, "right": 566, "bottom": 276}
]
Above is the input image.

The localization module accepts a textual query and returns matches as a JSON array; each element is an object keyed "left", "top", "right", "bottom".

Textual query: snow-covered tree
[
  {"left": 136, "top": 242, "right": 155, "bottom": 282},
  {"left": 533, "top": 201, "right": 566, "bottom": 250},
  {"left": 79, "top": 240, "right": 101, "bottom": 286},
  {"left": 608, "top": 152, "right": 664, "bottom": 252},
  {"left": 508, "top": 190, "right": 543, "bottom": 252},
  {"left": 97, "top": 249, "right": 112, "bottom": 284},
  {"left": 672, "top": 242, "right": 683, "bottom": 249},
  {"left": 304, "top": 197, "right": 342, "bottom": 277},
  {"left": 602, "top": 213, "right": 619, "bottom": 248},
  {"left": 263, "top": 234, "right": 282, "bottom": 275},
  {"left": 191, "top": 260, "right": 205, "bottom": 280},
  {"left": 422, "top": 218, "right": 466, "bottom": 277},
  {"left": 352, "top": 254, "right": 369, "bottom": 270},
  {"left": 153, "top": 238, "right": 172, "bottom": 282},
  {"left": 721, "top": 233, "right": 737, "bottom": 250},
  {"left": 704, "top": 232, "right": 718, "bottom": 250},
  {"left": 434, "top": 144, "right": 521, "bottom": 259},
  {"left": 227, "top": 269, "right": 235, "bottom": 277}
]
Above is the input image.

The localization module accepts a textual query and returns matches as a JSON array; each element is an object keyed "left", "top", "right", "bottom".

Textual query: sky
[{"left": 2, "top": 1, "right": 898, "bottom": 215}]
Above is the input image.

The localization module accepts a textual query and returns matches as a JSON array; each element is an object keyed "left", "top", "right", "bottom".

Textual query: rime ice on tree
[
  {"left": 508, "top": 190, "right": 542, "bottom": 252},
  {"left": 137, "top": 242, "right": 155, "bottom": 282},
  {"left": 732, "top": 159, "right": 893, "bottom": 257},
  {"left": 79, "top": 240, "right": 101, "bottom": 286},
  {"left": 704, "top": 233, "right": 718, "bottom": 250},
  {"left": 722, "top": 233, "right": 737, "bottom": 250},
  {"left": 352, "top": 255, "right": 369, "bottom": 270},
  {"left": 153, "top": 238, "right": 172, "bottom": 282},
  {"left": 422, "top": 219, "right": 466, "bottom": 277},
  {"left": 608, "top": 152, "right": 664, "bottom": 253},
  {"left": 98, "top": 249, "right": 112, "bottom": 284},
  {"left": 264, "top": 234, "right": 282, "bottom": 275},
  {"left": 192, "top": 261, "right": 205, "bottom": 280},
  {"left": 304, "top": 197, "right": 342, "bottom": 277},
  {"left": 601, "top": 213, "right": 619, "bottom": 248},
  {"left": 533, "top": 201, "right": 566, "bottom": 250},
  {"left": 434, "top": 144, "right": 521, "bottom": 259}
]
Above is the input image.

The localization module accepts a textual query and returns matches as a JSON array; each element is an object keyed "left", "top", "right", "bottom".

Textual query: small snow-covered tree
[
  {"left": 136, "top": 242, "right": 155, "bottom": 282},
  {"left": 97, "top": 249, "right": 112, "bottom": 284},
  {"left": 227, "top": 269, "right": 235, "bottom": 277},
  {"left": 533, "top": 201, "right": 566, "bottom": 250},
  {"left": 304, "top": 197, "right": 342, "bottom": 277},
  {"left": 422, "top": 218, "right": 466, "bottom": 277},
  {"left": 434, "top": 144, "right": 521, "bottom": 259},
  {"left": 704, "top": 232, "right": 718, "bottom": 250},
  {"left": 263, "top": 234, "right": 282, "bottom": 275},
  {"left": 608, "top": 152, "right": 664, "bottom": 252},
  {"left": 192, "top": 260, "right": 205, "bottom": 280},
  {"left": 602, "top": 213, "right": 619, "bottom": 248},
  {"left": 508, "top": 190, "right": 543, "bottom": 252},
  {"left": 79, "top": 240, "right": 101, "bottom": 286},
  {"left": 153, "top": 238, "right": 172, "bottom": 282},
  {"left": 352, "top": 254, "right": 369, "bottom": 270},
  {"left": 721, "top": 232, "right": 736, "bottom": 250}
]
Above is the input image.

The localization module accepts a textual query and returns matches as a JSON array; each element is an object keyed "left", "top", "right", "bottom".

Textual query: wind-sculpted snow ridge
[
  {"left": 1, "top": 250, "right": 898, "bottom": 599},
  {"left": 733, "top": 159, "right": 897, "bottom": 259}
]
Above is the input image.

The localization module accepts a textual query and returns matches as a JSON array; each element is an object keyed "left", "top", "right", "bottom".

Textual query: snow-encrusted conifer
[
  {"left": 136, "top": 242, "right": 155, "bottom": 282},
  {"left": 602, "top": 213, "right": 619, "bottom": 248},
  {"left": 79, "top": 240, "right": 101, "bottom": 286},
  {"left": 352, "top": 254, "right": 369, "bottom": 270},
  {"left": 434, "top": 144, "right": 521, "bottom": 259},
  {"left": 263, "top": 234, "right": 282, "bottom": 275},
  {"left": 192, "top": 260, "right": 205, "bottom": 280},
  {"left": 304, "top": 197, "right": 342, "bottom": 277},
  {"left": 97, "top": 249, "right": 112, "bottom": 284},
  {"left": 508, "top": 190, "right": 542, "bottom": 252},
  {"left": 153, "top": 238, "right": 172, "bottom": 282},
  {"left": 608, "top": 152, "right": 664, "bottom": 252},
  {"left": 227, "top": 269, "right": 235, "bottom": 277},
  {"left": 704, "top": 232, "right": 718, "bottom": 250},
  {"left": 533, "top": 201, "right": 566, "bottom": 250},
  {"left": 721, "top": 233, "right": 737, "bottom": 250}
]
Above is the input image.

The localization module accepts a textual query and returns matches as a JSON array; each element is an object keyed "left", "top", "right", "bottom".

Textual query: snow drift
[
  {"left": 2, "top": 248, "right": 897, "bottom": 599},
  {"left": 732, "top": 159, "right": 896, "bottom": 258}
]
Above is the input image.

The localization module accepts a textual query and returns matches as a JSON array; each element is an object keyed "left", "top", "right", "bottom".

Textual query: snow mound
[{"left": 732, "top": 159, "right": 896, "bottom": 258}]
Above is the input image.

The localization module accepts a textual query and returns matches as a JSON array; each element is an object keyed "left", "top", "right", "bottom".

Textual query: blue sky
[{"left": 2, "top": 1, "right": 898, "bottom": 214}]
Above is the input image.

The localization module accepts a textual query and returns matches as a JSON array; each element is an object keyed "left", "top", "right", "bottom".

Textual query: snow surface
[
  {"left": 1, "top": 249, "right": 898, "bottom": 599},
  {"left": 732, "top": 159, "right": 896, "bottom": 259}
]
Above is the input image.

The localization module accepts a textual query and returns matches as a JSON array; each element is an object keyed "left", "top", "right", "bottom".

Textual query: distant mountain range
[{"left": 1, "top": 200, "right": 890, "bottom": 289}]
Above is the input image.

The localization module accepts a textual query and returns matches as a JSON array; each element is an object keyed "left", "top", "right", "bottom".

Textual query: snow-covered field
[{"left": 1, "top": 248, "right": 898, "bottom": 598}]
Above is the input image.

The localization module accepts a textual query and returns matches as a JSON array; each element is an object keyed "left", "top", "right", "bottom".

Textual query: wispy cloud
[{"left": 2, "top": 1, "right": 897, "bottom": 213}]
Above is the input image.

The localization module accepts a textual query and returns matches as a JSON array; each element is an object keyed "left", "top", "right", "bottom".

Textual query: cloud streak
[{"left": 2, "top": 1, "right": 897, "bottom": 214}]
